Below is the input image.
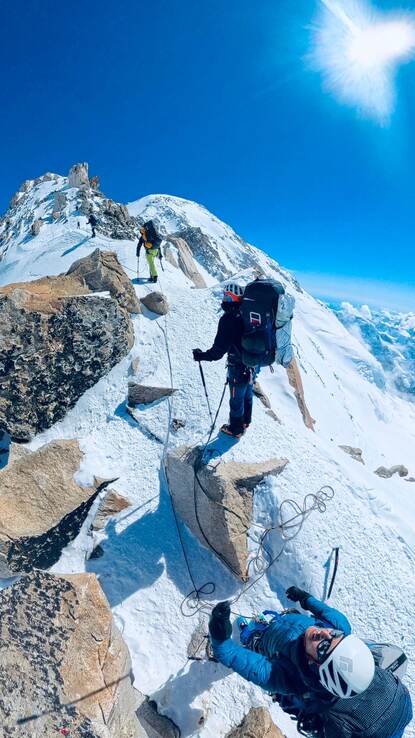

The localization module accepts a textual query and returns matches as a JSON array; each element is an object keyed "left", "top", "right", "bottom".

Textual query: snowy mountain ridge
[
  {"left": 330, "top": 301, "right": 415, "bottom": 400},
  {"left": 0, "top": 166, "right": 414, "bottom": 737}
]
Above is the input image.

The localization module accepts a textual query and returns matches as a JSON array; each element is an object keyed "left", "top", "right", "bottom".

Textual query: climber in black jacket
[{"left": 192, "top": 282, "right": 257, "bottom": 438}]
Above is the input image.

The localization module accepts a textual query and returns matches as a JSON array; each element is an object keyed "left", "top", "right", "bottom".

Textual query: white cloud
[
  {"left": 341, "top": 301, "right": 372, "bottom": 319},
  {"left": 292, "top": 270, "right": 414, "bottom": 311}
]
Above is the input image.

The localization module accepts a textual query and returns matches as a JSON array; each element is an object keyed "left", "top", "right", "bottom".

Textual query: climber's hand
[
  {"left": 286, "top": 586, "right": 311, "bottom": 608},
  {"left": 209, "top": 601, "right": 232, "bottom": 643}
]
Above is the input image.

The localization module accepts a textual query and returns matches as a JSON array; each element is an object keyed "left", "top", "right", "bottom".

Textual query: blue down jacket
[{"left": 212, "top": 597, "right": 413, "bottom": 738}]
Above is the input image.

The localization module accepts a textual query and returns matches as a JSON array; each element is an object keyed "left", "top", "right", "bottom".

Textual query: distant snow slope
[
  {"left": 329, "top": 301, "right": 415, "bottom": 400},
  {"left": 1, "top": 174, "right": 414, "bottom": 737}
]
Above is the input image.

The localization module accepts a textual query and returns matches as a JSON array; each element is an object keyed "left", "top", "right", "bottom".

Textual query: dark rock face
[
  {"left": 5, "top": 494, "right": 99, "bottom": 574},
  {"left": 89, "top": 175, "right": 100, "bottom": 190},
  {"left": 78, "top": 189, "right": 137, "bottom": 240},
  {"left": 0, "top": 290, "right": 133, "bottom": 441},
  {"left": 163, "top": 236, "right": 206, "bottom": 288},
  {"left": 171, "top": 226, "right": 232, "bottom": 280},
  {"left": 0, "top": 571, "right": 100, "bottom": 738},
  {"left": 0, "top": 570, "right": 141, "bottom": 737}
]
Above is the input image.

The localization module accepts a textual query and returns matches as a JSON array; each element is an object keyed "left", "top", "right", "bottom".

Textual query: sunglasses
[{"left": 313, "top": 629, "right": 344, "bottom": 664}]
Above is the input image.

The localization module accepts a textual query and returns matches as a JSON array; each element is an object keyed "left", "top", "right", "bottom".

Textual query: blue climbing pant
[{"left": 227, "top": 365, "right": 258, "bottom": 432}]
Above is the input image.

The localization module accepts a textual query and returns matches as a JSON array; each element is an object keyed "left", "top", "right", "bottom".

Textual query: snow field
[{"left": 0, "top": 186, "right": 414, "bottom": 736}]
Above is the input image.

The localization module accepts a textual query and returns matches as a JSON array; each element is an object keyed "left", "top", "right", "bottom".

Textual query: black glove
[
  {"left": 286, "top": 586, "right": 311, "bottom": 608},
  {"left": 193, "top": 348, "right": 205, "bottom": 362},
  {"left": 209, "top": 601, "right": 232, "bottom": 643}
]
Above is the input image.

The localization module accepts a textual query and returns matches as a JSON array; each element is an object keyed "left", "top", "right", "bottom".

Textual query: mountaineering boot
[
  {"left": 220, "top": 424, "right": 243, "bottom": 439},
  {"left": 150, "top": 275, "right": 158, "bottom": 283},
  {"left": 221, "top": 414, "right": 244, "bottom": 438}
]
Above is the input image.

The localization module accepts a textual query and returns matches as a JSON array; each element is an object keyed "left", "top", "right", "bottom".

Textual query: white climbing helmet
[
  {"left": 223, "top": 282, "right": 244, "bottom": 303},
  {"left": 319, "top": 634, "right": 375, "bottom": 699}
]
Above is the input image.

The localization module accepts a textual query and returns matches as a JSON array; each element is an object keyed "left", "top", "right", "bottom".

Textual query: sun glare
[
  {"left": 311, "top": 0, "right": 415, "bottom": 123},
  {"left": 348, "top": 21, "right": 415, "bottom": 70}
]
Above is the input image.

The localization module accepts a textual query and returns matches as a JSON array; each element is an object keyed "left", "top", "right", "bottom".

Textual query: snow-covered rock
[
  {"left": 67, "top": 248, "right": 141, "bottom": 314},
  {"left": 92, "top": 490, "right": 132, "bottom": 530},
  {"left": 339, "top": 445, "right": 365, "bottom": 464},
  {"left": 140, "top": 291, "right": 169, "bottom": 315},
  {"left": 68, "top": 161, "right": 90, "bottom": 188},
  {"left": 0, "top": 439, "right": 109, "bottom": 576},
  {"left": 31, "top": 218, "right": 43, "bottom": 235},
  {"left": 164, "top": 235, "right": 207, "bottom": 288},
  {"left": 166, "top": 447, "right": 288, "bottom": 579},
  {"left": 127, "top": 382, "right": 176, "bottom": 406},
  {"left": 374, "top": 464, "right": 409, "bottom": 479}
]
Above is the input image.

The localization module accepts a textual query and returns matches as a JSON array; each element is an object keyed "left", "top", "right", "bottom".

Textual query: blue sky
[{"left": 1, "top": 0, "right": 414, "bottom": 309}]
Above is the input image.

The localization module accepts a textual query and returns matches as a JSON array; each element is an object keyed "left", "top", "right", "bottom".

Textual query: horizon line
[{"left": 291, "top": 270, "right": 414, "bottom": 313}]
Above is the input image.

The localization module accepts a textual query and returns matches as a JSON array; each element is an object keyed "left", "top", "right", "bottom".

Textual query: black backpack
[
  {"left": 240, "top": 278, "right": 285, "bottom": 368},
  {"left": 143, "top": 220, "right": 162, "bottom": 249}
]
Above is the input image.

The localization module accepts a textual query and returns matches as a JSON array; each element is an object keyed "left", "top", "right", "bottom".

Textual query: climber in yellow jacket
[{"left": 136, "top": 220, "right": 162, "bottom": 282}]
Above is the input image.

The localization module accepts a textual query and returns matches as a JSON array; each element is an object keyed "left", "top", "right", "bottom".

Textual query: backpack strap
[{"left": 386, "top": 652, "right": 407, "bottom": 674}]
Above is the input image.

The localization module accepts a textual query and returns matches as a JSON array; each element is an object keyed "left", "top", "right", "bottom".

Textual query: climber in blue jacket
[{"left": 209, "top": 587, "right": 412, "bottom": 738}]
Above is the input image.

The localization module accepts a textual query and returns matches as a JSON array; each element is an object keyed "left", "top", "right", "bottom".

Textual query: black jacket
[
  {"left": 136, "top": 236, "right": 160, "bottom": 257},
  {"left": 136, "top": 236, "right": 144, "bottom": 257},
  {"left": 198, "top": 310, "right": 243, "bottom": 364}
]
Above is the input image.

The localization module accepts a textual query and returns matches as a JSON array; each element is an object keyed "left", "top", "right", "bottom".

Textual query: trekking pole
[{"left": 198, "top": 362, "right": 214, "bottom": 426}]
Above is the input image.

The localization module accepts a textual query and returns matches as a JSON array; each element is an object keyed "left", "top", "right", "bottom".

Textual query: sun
[{"left": 310, "top": 0, "right": 415, "bottom": 123}]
